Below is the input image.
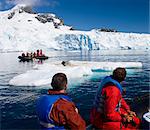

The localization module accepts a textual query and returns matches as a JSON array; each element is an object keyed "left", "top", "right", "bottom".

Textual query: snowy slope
[{"left": 0, "top": 4, "right": 150, "bottom": 52}]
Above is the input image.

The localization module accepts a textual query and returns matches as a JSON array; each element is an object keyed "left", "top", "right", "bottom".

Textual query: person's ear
[{"left": 65, "top": 84, "right": 68, "bottom": 90}]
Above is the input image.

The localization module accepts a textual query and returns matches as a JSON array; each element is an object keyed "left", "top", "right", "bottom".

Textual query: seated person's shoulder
[
  {"left": 103, "top": 83, "right": 120, "bottom": 93},
  {"left": 54, "top": 98, "right": 76, "bottom": 111}
]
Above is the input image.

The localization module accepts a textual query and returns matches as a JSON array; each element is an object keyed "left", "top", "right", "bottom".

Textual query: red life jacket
[{"left": 90, "top": 76, "right": 123, "bottom": 129}]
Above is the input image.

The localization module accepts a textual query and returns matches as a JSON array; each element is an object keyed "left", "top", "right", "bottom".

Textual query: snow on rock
[
  {"left": 9, "top": 60, "right": 142, "bottom": 86},
  {"left": 0, "top": 4, "right": 150, "bottom": 52}
]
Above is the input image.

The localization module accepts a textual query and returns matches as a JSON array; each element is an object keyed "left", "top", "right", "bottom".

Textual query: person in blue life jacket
[{"left": 36, "top": 73, "right": 86, "bottom": 130}]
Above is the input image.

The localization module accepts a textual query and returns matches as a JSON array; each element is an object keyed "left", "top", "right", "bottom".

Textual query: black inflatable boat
[{"left": 18, "top": 56, "right": 48, "bottom": 62}]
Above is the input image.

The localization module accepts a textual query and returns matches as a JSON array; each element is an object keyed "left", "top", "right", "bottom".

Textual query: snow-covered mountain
[{"left": 0, "top": 4, "right": 150, "bottom": 52}]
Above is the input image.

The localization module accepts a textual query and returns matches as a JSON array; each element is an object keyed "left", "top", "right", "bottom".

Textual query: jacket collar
[{"left": 48, "top": 89, "right": 68, "bottom": 95}]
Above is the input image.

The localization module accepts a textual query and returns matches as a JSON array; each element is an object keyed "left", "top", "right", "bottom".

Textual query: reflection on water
[{"left": 0, "top": 50, "right": 149, "bottom": 129}]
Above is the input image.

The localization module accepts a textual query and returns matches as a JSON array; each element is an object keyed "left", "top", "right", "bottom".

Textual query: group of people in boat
[
  {"left": 36, "top": 67, "right": 148, "bottom": 130},
  {"left": 21, "top": 49, "right": 45, "bottom": 58}
]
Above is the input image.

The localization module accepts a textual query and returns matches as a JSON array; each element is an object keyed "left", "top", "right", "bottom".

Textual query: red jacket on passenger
[
  {"left": 48, "top": 90, "right": 86, "bottom": 130},
  {"left": 90, "top": 83, "right": 140, "bottom": 130}
]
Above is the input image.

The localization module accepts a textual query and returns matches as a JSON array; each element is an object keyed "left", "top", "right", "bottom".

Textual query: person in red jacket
[
  {"left": 39, "top": 49, "right": 44, "bottom": 56},
  {"left": 90, "top": 67, "right": 140, "bottom": 130},
  {"left": 36, "top": 73, "right": 86, "bottom": 130},
  {"left": 36, "top": 50, "right": 40, "bottom": 57}
]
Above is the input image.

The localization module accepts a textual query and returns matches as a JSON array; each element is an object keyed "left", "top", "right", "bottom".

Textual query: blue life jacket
[
  {"left": 97, "top": 75, "right": 123, "bottom": 94},
  {"left": 36, "top": 94, "right": 72, "bottom": 130},
  {"left": 94, "top": 76, "right": 123, "bottom": 112}
]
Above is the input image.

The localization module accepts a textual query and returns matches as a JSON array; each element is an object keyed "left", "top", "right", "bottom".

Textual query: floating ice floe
[{"left": 9, "top": 60, "right": 142, "bottom": 86}]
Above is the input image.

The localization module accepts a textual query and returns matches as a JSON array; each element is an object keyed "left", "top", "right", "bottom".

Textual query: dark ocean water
[{"left": 0, "top": 50, "right": 149, "bottom": 130}]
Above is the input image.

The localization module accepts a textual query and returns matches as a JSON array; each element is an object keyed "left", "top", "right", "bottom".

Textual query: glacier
[{"left": 0, "top": 4, "right": 150, "bottom": 52}]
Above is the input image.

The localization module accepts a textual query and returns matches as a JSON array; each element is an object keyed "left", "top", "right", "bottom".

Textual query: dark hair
[
  {"left": 51, "top": 73, "right": 67, "bottom": 90},
  {"left": 112, "top": 67, "right": 126, "bottom": 82}
]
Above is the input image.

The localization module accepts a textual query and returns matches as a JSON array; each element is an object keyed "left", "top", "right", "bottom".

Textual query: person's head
[
  {"left": 112, "top": 67, "right": 126, "bottom": 82},
  {"left": 51, "top": 73, "right": 68, "bottom": 91}
]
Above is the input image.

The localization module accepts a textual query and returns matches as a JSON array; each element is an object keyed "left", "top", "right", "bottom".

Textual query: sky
[{"left": 0, "top": 0, "right": 149, "bottom": 33}]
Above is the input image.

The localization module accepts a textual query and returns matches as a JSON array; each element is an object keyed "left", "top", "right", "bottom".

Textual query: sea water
[{"left": 0, "top": 50, "right": 149, "bottom": 130}]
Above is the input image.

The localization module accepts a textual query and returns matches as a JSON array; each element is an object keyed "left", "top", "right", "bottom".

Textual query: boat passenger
[
  {"left": 21, "top": 53, "right": 25, "bottom": 57},
  {"left": 26, "top": 52, "right": 29, "bottom": 57},
  {"left": 37, "top": 50, "right": 40, "bottom": 57},
  {"left": 36, "top": 73, "right": 86, "bottom": 130},
  {"left": 30, "top": 52, "right": 33, "bottom": 58},
  {"left": 90, "top": 67, "right": 140, "bottom": 130},
  {"left": 39, "top": 49, "right": 43, "bottom": 56},
  {"left": 33, "top": 52, "right": 36, "bottom": 58}
]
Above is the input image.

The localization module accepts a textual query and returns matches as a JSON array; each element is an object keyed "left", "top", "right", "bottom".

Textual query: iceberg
[{"left": 9, "top": 61, "right": 142, "bottom": 86}]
